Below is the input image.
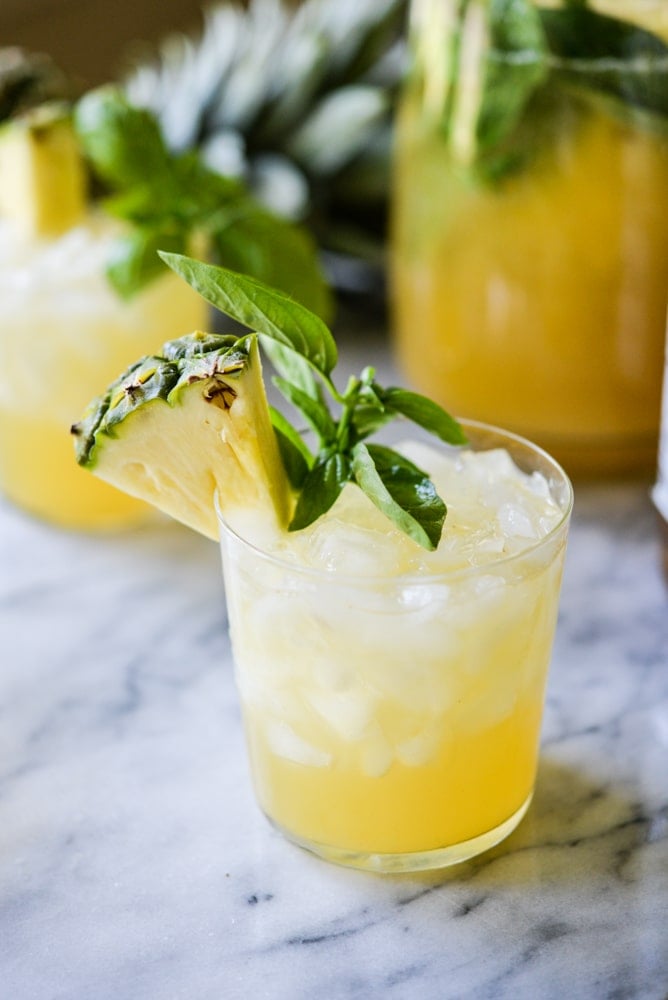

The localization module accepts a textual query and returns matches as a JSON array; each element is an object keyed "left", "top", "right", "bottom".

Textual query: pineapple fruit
[
  {"left": 71, "top": 332, "right": 292, "bottom": 539},
  {"left": 0, "top": 103, "right": 86, "bottom": 237}
]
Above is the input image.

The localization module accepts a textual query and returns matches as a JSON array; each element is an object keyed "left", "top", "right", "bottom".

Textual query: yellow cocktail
[
  {"left": 0, "top": 215, "right": 205, "bottom": 528},
  {"left": 391, "top": 0, "right": 668, "bottom": 476},
  {"left": 219, "top": 423, "right": 572, "bottom": 871}
]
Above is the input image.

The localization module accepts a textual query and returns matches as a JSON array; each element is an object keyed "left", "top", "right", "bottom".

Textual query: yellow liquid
[
  {"left": 245, "top": 689, "right": 543, "bottom": 857},
  {"left": 391, "top": 81, "right": 668, "bottom": 477},
  {"left": 0, "top": 410, "right": 147, "bottom": 529},
  {"left": 223, "top": 459, "right": 569, "bottom": 868},
  {"left": 0, "top": 217, "right": 206, "bottom": 529}
]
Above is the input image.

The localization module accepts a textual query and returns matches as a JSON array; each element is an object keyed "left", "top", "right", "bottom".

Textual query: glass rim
[{"left": 215, "top": 418, "right": 574, "bottom": 586}]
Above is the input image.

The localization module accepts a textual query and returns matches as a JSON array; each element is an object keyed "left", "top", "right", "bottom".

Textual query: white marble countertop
[{"left": 1, "top": 335, "right": 667, "bottom": 999}]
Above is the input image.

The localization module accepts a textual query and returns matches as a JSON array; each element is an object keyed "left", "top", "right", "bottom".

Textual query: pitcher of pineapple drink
[
  {"left": 0, "top": 109, "right": 205, "bottom": 530},
  {"left": 391, "top": 0, "right": 668, "bottom": 477},
  {"left": 219, "top": 422, "right": 572, "bottom": 872}
]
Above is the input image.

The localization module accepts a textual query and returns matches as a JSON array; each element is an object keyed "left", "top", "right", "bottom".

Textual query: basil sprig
[
  {"left": 160, "top": 252, "right": 467, "bottom": 550},
  {"left": 73, "top": 86, "right": 331, "bottom": 317},
  {"left": 434, "top": 0, "right": 668, "bottom": 183}
]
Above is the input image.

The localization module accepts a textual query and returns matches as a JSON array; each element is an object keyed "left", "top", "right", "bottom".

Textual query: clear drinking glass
[
  {"left": 0, "top": 215, "right": 206, "bottom": 530},
  {"left": 218, "top": 422, "right": 573, "bottom": 872},
  {"left": 391, "top": 0, "right": 668, "bottom": 478}
]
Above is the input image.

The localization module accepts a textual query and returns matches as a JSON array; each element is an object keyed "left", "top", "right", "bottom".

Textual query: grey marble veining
[{"left": 1, "top": 467, "right": 667, "bottom": 999}]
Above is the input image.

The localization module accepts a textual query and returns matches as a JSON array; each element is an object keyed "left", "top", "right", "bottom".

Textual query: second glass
[{"left": 0, "top": 215, "right": 205, "bottom": 530}]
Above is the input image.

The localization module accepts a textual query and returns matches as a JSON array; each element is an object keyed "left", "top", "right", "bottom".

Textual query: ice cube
[
  {"left": 473, "top": 574, "right": 505, "bottom": 597},
  {"left": 497, "top": 502, "right": 538, "bottom": 540},
  {"left": 362, "top": 741, "right": 394, "bottom": 778},
  {"left": 306, "top": 688, "right": 374, "bottom": 741},
  {"left": 361, "top": 726, "right": 394, "bottom": 778},
  {"left": 265, "top": 720, "right": 331, "bottom": 767},
  {"left": 396, "top": 724, "right": 444, "bottom": 767},
  {"left": 458, "top": 681, "right": 518, "bottom": 734}
]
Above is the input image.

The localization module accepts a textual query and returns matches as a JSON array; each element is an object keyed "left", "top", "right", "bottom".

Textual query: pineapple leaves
[
  {"left": 160, "top": 253, "right": 337, "bottom": 376},
  {"left": 156, "top": 254, "right": 464, "bottom": 550}
]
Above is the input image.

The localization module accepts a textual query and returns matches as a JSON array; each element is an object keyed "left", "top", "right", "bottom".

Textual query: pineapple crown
[
  {"left": 0, "top": 47, "right": 74, "bottom": 123},
  {"left": 123, "top": 0, "right": 409, "bottom": 265}
]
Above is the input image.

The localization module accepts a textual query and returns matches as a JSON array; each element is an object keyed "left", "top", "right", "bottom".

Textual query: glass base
[{"left": 268, "top": 793, "right": 533, "bottom": 873}]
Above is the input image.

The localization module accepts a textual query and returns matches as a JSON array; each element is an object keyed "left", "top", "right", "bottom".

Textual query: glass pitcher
[{"left": 391, "top": 0, "right": 668, "bottom": 477}]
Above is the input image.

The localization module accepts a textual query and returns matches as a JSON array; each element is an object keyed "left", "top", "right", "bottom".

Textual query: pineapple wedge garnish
[
  {"left": 0, "top": 103, "right": 86, "bottom": 237},
  {"left": 71, "top": 332, "right": 292, "bottom": 539}
]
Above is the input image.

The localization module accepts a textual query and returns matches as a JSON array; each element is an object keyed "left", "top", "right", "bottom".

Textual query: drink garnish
[{"left": 73, "top": 254, "right": 466, "bottom": 549}]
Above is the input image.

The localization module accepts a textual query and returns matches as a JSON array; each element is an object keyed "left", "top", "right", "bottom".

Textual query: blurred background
[
  {"left": 0, "top": 0, "right": 204, "bottom": 85},
  {"left": 1, "top": 0, "right": 667, "bottom": 489}
]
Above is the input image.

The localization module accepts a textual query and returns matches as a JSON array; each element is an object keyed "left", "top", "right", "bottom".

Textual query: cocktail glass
[{"left": 217, "top": 421, "right": 573, "bottom": 872}]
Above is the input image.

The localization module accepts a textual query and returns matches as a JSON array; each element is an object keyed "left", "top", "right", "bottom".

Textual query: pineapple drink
[
  {"left": 0, "top": 107, "right": 206, "bottom": 529},
  {"left": 219, "top": 424, "right": 572, "bottom": 871},
  {"left": 391, "top": 0, "right": 668, "bottom": 477},
  {"left": 73, "top": 258, "right": 572, "bottom": 872},
  {"left": 0, "top": 218, "right": 205, "bottom": 528}
]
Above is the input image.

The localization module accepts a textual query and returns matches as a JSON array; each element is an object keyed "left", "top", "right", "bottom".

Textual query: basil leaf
[
  {"left": 75, "top": 86, "right": 173, "bottom": 188},
  {"left": 349, "top": 381, "right": 393, "bottom": 438},
  {"left": 351, "top": 400, "right": 394, "bottom": 439},
  {"left": 378, "top": 387, "right": 468, "bottom": 445},
  {"left": 260, "top": 337, "right": 322, "bottom": 402},
  {"left": 351, "top": 443, "right": 446, "bottom": 551},
  {"left": 172, "top": 153, "right": 244, "bottom": 217},
  {"left": 74, "top": 87, "right": 331, "bottom": 308},
  {"left": 446, "top": 0, "right": 547, "bottom": 167},
  {"left": 270, "top": 409, "right": 312, "bottom": 490},
  {"left": 273, "top": 376, "right": 336, "bottom": 443},
  {"left": 540, "top": 6, "right": 668, "bottom": 120},
  {"left": 211, "top": 204, "right": 332, "bottom": 320},
  {"left": 159, "top": 253, "right": 338, "bottom": 376},
  {"left": 289, "top": 454, "right": 351, "bottom": 531},
  {"left": 106, "top": 228, "right": 185, "bottom": 299},
  {"left": 476, "top": 0, "right": 548, "bottom": 154}
]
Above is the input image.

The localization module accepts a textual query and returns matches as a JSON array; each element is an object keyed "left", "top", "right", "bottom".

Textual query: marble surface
[{"left": 1, "top": 389, "right": 667, "bottom": 999}]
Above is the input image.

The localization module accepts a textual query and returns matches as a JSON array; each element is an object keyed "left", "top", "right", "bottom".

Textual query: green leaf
[
  {"left": 269, "top": 406, "right": 313, "bottom": 489},
  {"left": 378, "top": 387, "right": 468, "bottom": 445},
  {"left": 350, "top": 399, "right": 394, "bottom": 439},
  {"left": 351, "top": 443, "right": 446, "bottom": 551},
  {"left": 106, "top": 228, "right": 185, "bottom": 299},
  {"left": 172, "top": 152, "right": 245, "bottom": 216},
  {"left": 260, "top": 337, "right": 322, "bottom": 402},
  {"left": 444, "top": 0, "right": 548, "bottom": 168},
  {"left": 289, "top": 453, "right": 351, "bottom": 531},
  {"left": 476, "top": 0, "right": 548, "bottom": 154},
  {"left": 159, "top": 253, "right": 338, "bottom": 376},
  {"left": 539, "top": 6, "right": 668, "bottom": 120},
  {"left": 447, "top": 0, "right": 668, "bottom": 183},
  {"left": 273, "top": 376, "right": 336, "bottom": 443},
  {"left": 74, "top": 86, "right": 173, "bottom": 188},
  {"left": 211, "top": 203, "right": 333, "bottom": 320}
]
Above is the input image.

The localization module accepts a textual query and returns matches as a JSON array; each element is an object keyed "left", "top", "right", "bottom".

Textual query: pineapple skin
[
  {"left": 72, "top": 333, "right": 293, "bottom": 539},
  {"left": 0, "top": 105, "right": 87, "bottom": 238}
]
